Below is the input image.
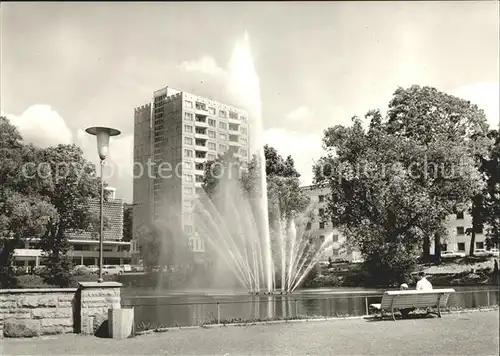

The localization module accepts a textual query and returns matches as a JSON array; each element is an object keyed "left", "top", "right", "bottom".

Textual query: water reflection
[{"left": 122, "top": 286, "right": 499, "bottom": 328}]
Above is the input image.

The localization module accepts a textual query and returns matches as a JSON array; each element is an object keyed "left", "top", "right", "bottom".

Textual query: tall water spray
[
  {"left": 193, "top": 33, "right": 332, "bottom": 294},
  {"left": 226, "top": 32, "right": 273, "bottom": 293}
]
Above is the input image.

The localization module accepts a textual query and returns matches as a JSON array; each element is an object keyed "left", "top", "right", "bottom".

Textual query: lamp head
[{"left": 85, "top": 126, "right": 121, "bottom": 160}]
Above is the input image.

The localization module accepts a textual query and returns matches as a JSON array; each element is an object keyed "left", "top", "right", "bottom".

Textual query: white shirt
[{"left": 416, "top": 277, "right": 433, "bottom": 291}]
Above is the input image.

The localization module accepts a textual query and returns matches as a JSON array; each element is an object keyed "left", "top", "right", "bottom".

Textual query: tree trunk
[
  {"left": 422, "top": 236, "right": 430, "bottom": 261},
  {"left": 0, "top": 239, "right": 18, "bottom": 288},
  {"left": 469, "top": 230, "right": 476, "bottom": 256},
  {"left": 434, "top": 232, "right": 441, "bottom": 264}
]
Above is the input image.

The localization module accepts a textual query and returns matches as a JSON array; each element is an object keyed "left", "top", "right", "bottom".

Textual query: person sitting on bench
[
  {"left": 399, "top": 283, "right": 413, "bottom": 318},
  {"left": 416, "top": 271, "right": 433, "bottom": 291}
]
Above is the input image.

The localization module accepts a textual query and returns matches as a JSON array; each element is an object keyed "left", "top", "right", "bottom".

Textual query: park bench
[{"left": 369, "top": 288, "right": 455, "bottom": 321}]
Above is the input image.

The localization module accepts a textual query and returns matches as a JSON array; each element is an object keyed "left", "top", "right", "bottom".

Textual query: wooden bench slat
[{"left": 376, "top": 289, "right": 455, "bottom": 311}]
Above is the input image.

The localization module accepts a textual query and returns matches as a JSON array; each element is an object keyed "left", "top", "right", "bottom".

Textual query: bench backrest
[{"left": 379, "top": 289, "right": 455, "bottom": 310}]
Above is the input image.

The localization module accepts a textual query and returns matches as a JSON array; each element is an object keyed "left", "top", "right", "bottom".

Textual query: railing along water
[{"left": 123, "top": 288, "right": 499, "bottom": 328}]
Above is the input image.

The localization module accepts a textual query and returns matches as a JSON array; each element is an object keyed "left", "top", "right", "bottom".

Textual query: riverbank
[
  {"left": 3, "top": 310, "right": 498, "bottom": 355},
  {"left": 306, "top": 256, "right": 499, "bottom": 288},
  {"left": 9, "top": 256, "right": 498, "bottom": 290}
]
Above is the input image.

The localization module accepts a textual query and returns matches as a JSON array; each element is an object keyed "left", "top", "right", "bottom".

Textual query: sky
[{"left": 1, "top": 2, "right": 499, "bottom": 203}]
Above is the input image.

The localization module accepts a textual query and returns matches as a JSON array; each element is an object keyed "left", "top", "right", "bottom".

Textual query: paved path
[{"left": 2, "top": 311, "right": 499, "bottom": 355}]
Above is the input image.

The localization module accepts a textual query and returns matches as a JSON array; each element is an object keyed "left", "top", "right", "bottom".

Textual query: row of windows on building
[
  {"left": 188, "top": 238, "right": 204, "bottom": 251},
  {"left": 311, "top": 208, "right": 483, "bottom": 235},
  {"left": 184, "top": 125, "right": 247, "bottom": 142},
  {"left": 183, "top": 174, "right": 204, "bottom": 184},
  {"left": 443, "top": 242, "right": 484, "bottom": 251},
  {"left": 183, "top": 147, "right": 248, "bottom": 158},
  {"left": 183, "top": 134, "right": 247, "bottom": 146},
  {"left": 456, "top": 226, "right": 483, "bottom": 235},
  {"left": 184, "top": 112, "right": 248, "bottom": 134},
  {"left": 184, "top": 100, "right": 246, "bottom": 122},
  {"left": 152, "top": 117, "right": 248, "bottom": 145}
]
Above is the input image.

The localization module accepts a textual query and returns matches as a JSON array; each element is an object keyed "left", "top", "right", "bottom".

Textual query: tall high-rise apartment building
[{"left": 132, "top": 86, "right": 250, "bottom": 263}]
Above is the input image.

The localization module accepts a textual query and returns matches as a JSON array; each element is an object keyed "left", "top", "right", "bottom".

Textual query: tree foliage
[
  {"left": 123, "top": 203, "right": 133, "bottom": 242},
  {"left": 313, "top": 86, "right": 489, "bottom": 285},
  {"left": 263, "top": 144, "right": 301, "bottom": 178},
  {"left": 383, "top": 85, "right": 488, "bottom": 261},
  {"left": 202, "top": 145, "right": 310, "bottom": 224},
  {"left": 0, "top": 116, "right": 103, "bottom": 287},
  {"left": 482, "top": 130, "right": 500, "bottom": 248},
  {"left": 136, "top": 225, "right": 163, "bottom": 272}
]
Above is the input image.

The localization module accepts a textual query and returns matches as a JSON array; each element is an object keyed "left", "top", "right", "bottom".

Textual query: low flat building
[{"left": 13, "top": 187, "right": 131, "bottom": 269}]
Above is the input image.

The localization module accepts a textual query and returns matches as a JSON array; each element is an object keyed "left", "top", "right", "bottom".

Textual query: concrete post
[{"left": 108, "top": 308, "right": 134, "bottom": 339}]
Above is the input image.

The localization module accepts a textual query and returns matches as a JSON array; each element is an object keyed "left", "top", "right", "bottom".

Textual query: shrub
[
  {"left": 361, "top": 249, "right": 417, "bottom": 288},
  {"left": 15, "top": 274, "right": 55, "bottom": 289}
]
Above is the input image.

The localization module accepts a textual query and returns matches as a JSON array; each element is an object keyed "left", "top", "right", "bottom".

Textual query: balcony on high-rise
[
  {"left": 228, "top": 123, "right": 239, "bottom": 132},
  {"left": 195, "top": 139, "right": 208, "bottom": 151},
  {"left": 195, "top": 102, "right": 209, "bottom": 116},
  {"left": 228, "top": 111, "right": 239, "bottom": 123},
  {"left": 229, "top": 134, "right": 240, "bottom": 144},
  {"left": 195, "top": 114, "right": 208, "bottom": 127},
  {"left": 195, "top": 163, "right": 205, "bottom": 173},
  {"left": 195, "top": 127, "right": 208, "bottom": 139},
  {"left": 195, "top": 150, "right": 207, "bottom": 160},
  {"left": 195, "top": 174, "right": 204, "bottom": 183}
]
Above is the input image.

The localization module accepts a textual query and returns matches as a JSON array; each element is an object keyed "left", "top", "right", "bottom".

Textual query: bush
[
  {"left": 361, "top": 249, "right": 417, "bottom": 287},
  {"left": 0, "top": 265, "right": 18, "bottom": 288},
  {"left": 15, "top": 274, "right": 55, "bottom": 289},
  {"left": 300, "top": 265, "right": 320, "bottom": 287},
  {"left": 304, "top": 273, "right": 343, "bottom": 287}
]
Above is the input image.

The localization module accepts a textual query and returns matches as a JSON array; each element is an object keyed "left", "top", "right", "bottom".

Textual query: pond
[{"left": 122, "top": 285, "right": 500, "bottom": 328}]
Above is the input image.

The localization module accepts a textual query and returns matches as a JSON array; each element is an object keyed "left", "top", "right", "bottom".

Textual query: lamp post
[{"left": 85, "top": 126, "right": 121, "bottom": 283}]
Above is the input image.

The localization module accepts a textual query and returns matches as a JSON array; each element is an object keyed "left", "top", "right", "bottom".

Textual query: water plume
[{"left": 191, "top": 32, "right": 329, "bottom": 293}]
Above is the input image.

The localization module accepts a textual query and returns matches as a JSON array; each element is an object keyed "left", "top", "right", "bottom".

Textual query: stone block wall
[
  {"left": 0, "top": 282, "right": 124, "bottom": 338},
  {"left": 0, "top": 288, "right": 77, "bottom": 338},
  {"left": 77, "top": 281, "right": 122, "bottom": 335}
]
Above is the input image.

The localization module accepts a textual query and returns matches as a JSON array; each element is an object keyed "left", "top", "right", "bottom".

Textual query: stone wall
[
  {"left": 0, "top": 282, "right": 123, "bottom": 338},
  {"left": 0, "top": 288, "right": 77, "bottom": 338},
  {"left": 77, "top": 281, "right": 122, "bottom": 335}
]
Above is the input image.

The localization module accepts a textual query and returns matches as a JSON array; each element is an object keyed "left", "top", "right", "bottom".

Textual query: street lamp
[{"left": 85, "top": 126, "right": 121, "bottom": 283}]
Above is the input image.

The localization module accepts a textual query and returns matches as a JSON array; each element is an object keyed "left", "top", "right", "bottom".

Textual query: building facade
[
  {"left": 429, "top": 210, "right": 490, "bottom": 254},
  {"left": 301, "top": 185, "right": 491, "bottom": 259},
  {"left": 13, "top": 187, "right": 131, "bottom": 269},
  {"left": 300, "top": 185, "right": 362, "bottom": 262},
  {"left": 132, "top": 86, "right": 250, "bottom": 264}
]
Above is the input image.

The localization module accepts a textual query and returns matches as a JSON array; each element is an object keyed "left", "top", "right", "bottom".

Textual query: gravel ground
[{"left": 2, "top": 310, "right": 499, "bottom": 356}]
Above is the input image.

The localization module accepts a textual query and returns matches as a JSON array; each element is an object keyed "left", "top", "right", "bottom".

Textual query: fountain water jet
[{"left": 190, "top": 32, "right": 331, "bottom": 294}]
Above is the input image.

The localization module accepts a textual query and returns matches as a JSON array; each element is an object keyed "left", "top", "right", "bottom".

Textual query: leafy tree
[
  {"left": 137, "top": 225, "right": 162, "bottom": 272},
  {"left": 314, "top": 117, "right": 435, "bottom": 284},
  {"left": 34, "top": 144, "right": 102, "bottom": 286},
  {"left": 0, "top": 116, "right": 104, "bottom": 287},
  {"left": 202, "top": 145, "right": 310, "bottom": 223},
  {"left": 483, "top": 130, "right": 500, "bottom": 248},
  {"left": 313, "top": 86, "right": 487, "bottom": 284},
  {"left": 264, "top": 144, "right": 300, "bottom": 178},
  {"left": 202, "top": 151, "right": 242, "bottom": 199},
  {"left": 267, "top": 175, "right": 310, "bottom": 223},
  {"left": 385, "top": 85, "right": 489, "bottom": 261},
  {"left": 122, "top": 203, "right": 133, "bottom": 242},
  {"left": 0, "top": 117, "right": 58, "bottom": 287},
  {"left": 0, "top": 192, "right": 57, "bottom": 287}
]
